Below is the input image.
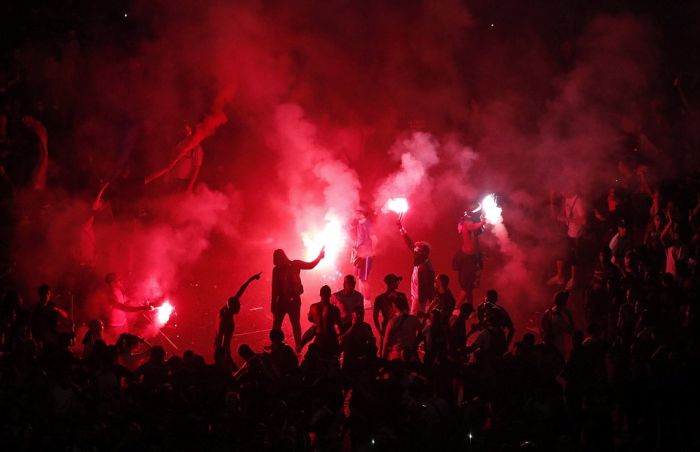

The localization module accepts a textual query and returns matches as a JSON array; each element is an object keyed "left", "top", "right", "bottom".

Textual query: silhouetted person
[
  {"left": 453, "top": 203, "right": 485, "bottom": 306},
  {"left": 351, "top": 203, "right": 377, "bottom": 302},
  {"left": 397, "top": 220, "right": 435, "bottom": 315},
  {"left": 373, "top": 273, "right": 407, "bottom": 356},
  {"left": 215, "top": 272, "right": 261, "bottom": 366},
  {"left": 541, "top": 290, "right": 574, "bottom": 358},
  {"left": 104, "top": 273, "right": 152, "bottom": 339},
  {"left": 307, "top": 285, "right": 342, "bottom": 360},
  {"left": 382, "top": 296, "right": 421, "bottom": 361},
  {"left": 266, "top": 328, "right": 298, "bottom": 380},
  {"left": 332, "top": 274, "right": 364, "bottom": 332},
  {"left": 427, "top": 274, "right": 456, "bottom": 327},
  {"left": 82, "top": 319, "right": 103, "bottom": 359},
  {"left": 476, "top": 289, "right": 514, "bottom": 348},
  {"left": 448, "top": 303, "right": 474, "bottom": 358},
  {"left": 30, "top": 284, "right": 68, "bottom": 345},
  {"left": 271, "top": 248, "right": 324, "bottom": 349},
  {"left": 423, "top": 308, "right": 447, "bottom": 368},
  {"left": 340, "top": 307, "right": 376, "bottom": 373}
]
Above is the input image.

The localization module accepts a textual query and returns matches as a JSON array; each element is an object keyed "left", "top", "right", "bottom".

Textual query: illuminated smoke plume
[
  {"left": 270, "top": 104, "right": 360, "bottom": 274},
  {"left": 374, "top": 132, "right": 440, "bottom": 225}
]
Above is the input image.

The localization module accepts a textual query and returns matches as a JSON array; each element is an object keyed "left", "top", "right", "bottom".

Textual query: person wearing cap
[
  {"left": 609, "top": 219, "right": 633, "bottom": 272},
  {"left": 548, "top": 190, "right": 587, "bottom": 290},
  {"left": 373, "top": 273, "right": 408, "bottom": 355},
  {"left": 397, "top": 220, "right": 435, "bottom": 316},
  {"left": 351, "top": 203, "right": 377, "bottom": 303}
]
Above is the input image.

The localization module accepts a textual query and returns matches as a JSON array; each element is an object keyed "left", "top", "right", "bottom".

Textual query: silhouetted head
[
  {"left": 88, "top": 319, "right": 104, "bottom": 333},
  {"left": 383, "top": 273, "right": 402, "bottom": 290},
  {"left": 343, "top": 274, "right": 356, "bottom": 292},
  {"left": 150, "top": 346, "right": 166, "bottom": 364},
  {"left": 435, "top": 274, "right": 449, "bottom": 292},
  {"left": 320, "top": 285, "right": 332, "bottom": 300},
  {"left": 238, "top": 344, "right": 255, "bottom": 361},
  {"left": 38, "top": 284, "right": 51, "bottom": 303},
  {"left": 554, "top": 290, "right": 569, "bottom": 308},
  {"left": 273, "top": 249, "right": 290, "bottom": 266},
  {"left": 269, "top": 328, "right": 284, "bottom": 344},
  {"left": 413, "top": 241, "right": 431, "bottom": 261},
  {"left": 485, "top": 289, "right": 498, "bottom": 304}
]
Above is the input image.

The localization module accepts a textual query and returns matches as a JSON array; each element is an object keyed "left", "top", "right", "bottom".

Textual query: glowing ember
[
  {"left": 302, "top": 213, "right": 347, "bottom": 271},
  {"left": 481, "top": 194, "right": 502, "bottom": 225},
  {"left": 386, "top": 197, "right": 409, "bottom": 214},
  {"left": 155, "top": 300, "right": 174, "bottom": 326}
]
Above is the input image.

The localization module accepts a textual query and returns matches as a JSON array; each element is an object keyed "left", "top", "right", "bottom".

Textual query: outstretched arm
[
  {"left": 111, "top": 299, "right": 152, "bottom": 313},
  {"left": 234, "top": 272, "right": 262, "bottom": 299},
  {"left": 296, "top": 248, "right": 325, "bottom": 270}
]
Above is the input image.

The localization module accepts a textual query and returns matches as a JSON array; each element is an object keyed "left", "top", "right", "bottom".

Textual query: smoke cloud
[{"left": 5, "top": 0, "right": 696, "bottom": 351}]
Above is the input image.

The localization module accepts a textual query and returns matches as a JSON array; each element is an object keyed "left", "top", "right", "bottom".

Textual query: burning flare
[
  {"left": 155, "top": 300, "right": 174, "bottom": 327},
  {"left": 481, "top": 194, "right": 502, "bottom": 225},
  {"left": 302, "top": 213, "right": 347, "bottom": 272},
  {"left": 386, "top": 197, "right": 409, "bottom": 215}
]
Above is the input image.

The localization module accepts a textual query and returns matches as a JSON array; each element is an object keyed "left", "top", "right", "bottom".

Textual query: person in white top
[{"left": 549, "top": 191, "right": 587, "bottom": 290}]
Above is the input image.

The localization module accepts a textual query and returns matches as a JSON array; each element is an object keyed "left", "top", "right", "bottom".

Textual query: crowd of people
[
  {"left": 1, "top": 156, "right": 698, "bottom": 450},
  {"left": 1, "top": 15, "right": 700, "bottom": 452}
]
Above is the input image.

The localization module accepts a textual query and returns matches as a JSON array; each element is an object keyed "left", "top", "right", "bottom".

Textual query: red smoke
[{"left": 7, "top": 2, "right": 696, "bottom": 353}]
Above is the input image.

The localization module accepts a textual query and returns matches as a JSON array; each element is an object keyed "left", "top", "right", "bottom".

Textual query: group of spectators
[
  {"left": 1, "top": 33, "right": 699, "bottom": 452},
  {"left": 1, "top": 161, "right": 698, "bottom": 451}
]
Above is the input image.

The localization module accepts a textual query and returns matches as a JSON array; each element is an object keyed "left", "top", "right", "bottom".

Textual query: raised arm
[
  {"left": 234, "top": 272, "right": 262, "bottom": 299},
  {"left": 295, "top": 248, "right": 325, "bottom": 270},
  {"left": 398, "top": 222, "right": 415, "bottom": 251}
]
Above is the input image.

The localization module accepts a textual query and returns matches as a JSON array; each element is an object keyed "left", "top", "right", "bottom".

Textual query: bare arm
[
  {"left": 234, "top": 272, "right": 262, "bottom": 299},
  {"left": 295, "top": 248, "right": 325, "bottom": 270},
  {"left": 398, "top": 222, "right": 415, "bottom": 251},
  {"left": 110, "top": 297, "right": 151, "bottom": 313}
]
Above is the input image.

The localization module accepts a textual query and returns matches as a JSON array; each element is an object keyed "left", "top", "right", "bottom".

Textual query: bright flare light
[
  {"left": 386, "top": 197, "right": 409, "bottom": 215},
  {"left": 481, "top": 194, "right": 503, "bottom": 225},
  {"left": 302, "top": 213, "right": 347, "bottom": 272},
  {"left": 155, "top": 300, "right": 174, "bottom": 326}
]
